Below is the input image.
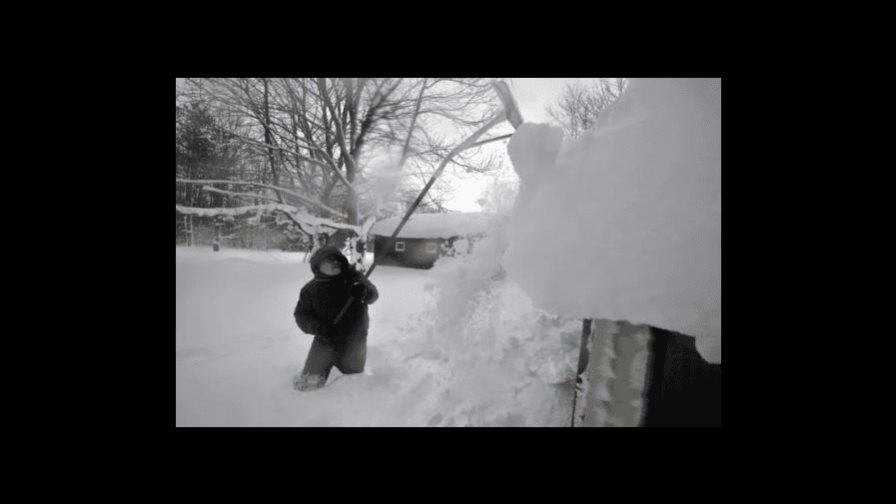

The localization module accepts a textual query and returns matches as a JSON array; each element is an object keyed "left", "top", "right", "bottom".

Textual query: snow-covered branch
[
  {"left": 201, "top": 186, "right": 282, "bottom": 205},
  {"left": 175, "top": 204, "right": 362, "bottom": 235},
  {"left": 176, "top": 179, "right": 343, "bottom": 216},
  {"left": 197, "top": 187, "right": 358, "bottom": 237}
]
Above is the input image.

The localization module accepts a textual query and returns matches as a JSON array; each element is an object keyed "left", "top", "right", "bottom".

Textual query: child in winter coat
[{"left": 293, "top": 245, "right": 378, "bottom": 390}]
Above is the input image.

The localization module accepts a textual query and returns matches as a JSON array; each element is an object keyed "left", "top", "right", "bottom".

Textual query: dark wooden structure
[
  {"left": 640, "top": 327, "right": 721, "bottom": 427},
  {"left": 369, "top": 213, "right": 489, "bottom": 269},
  {"left": 371, "top": 235, "right": 465, "bottom": 269}
]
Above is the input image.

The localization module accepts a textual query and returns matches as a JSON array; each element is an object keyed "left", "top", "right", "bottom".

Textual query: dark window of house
[{"left": 395, "top": 241, "right": 405, "bottom": 252}]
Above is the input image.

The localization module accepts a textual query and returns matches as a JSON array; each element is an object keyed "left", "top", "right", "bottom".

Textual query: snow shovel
[{"left": 331, "top": 80, "right": 524, "bottom": 325}]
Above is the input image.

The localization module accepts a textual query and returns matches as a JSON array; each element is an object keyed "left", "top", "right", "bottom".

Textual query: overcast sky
[{"left": 442, "top": 78, "right": 590, "bottom": 212}]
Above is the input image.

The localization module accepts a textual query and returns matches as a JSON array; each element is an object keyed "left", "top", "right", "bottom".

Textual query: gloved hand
[{"left": 350, "top": 282, "right": 368, "bottom": 300}]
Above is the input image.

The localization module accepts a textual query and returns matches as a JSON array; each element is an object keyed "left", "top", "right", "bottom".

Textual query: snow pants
[{"left": 294, "top": 332, "right": 367, "bottom": 391}]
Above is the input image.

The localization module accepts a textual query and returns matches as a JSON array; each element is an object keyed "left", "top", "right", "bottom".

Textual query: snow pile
[
  {"left": 398, "top": 220, "right": 583, "bottom": 426},
  {"left": 369, "top": 212, "right": 494, "bottom": 239},
  {"left": 502, "top": 78, "right": 721, "bottom": 363}
]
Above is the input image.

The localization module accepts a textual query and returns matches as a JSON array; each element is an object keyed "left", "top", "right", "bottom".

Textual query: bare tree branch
[
  {"left": 545, "top": 78, "right": 628, "bottom": 137},
  {"left": 201, "top": 186, "right": 283, "bottom": 205},
  {"left": 176, "top": 179, "right": 344, "bottom": 216},
  {"left": 175, "top": 204, "right": 360, "bottom": 234}
]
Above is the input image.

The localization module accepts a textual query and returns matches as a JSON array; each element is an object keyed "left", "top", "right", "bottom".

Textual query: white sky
[{"left": 441, "top": 78, "right": 590, "bottom": 212}]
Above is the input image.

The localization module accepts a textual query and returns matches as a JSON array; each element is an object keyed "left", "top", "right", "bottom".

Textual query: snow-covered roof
[{"left": 369, "top": 212, "right": 492, "bottom": 239}]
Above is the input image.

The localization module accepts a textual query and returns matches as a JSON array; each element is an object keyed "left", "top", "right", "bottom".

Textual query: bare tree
[
  {"left": 178, "top": 78, "right": 506, "bottom": 260},
  {"left": 477, "top": 176, "right": 518, "bottom": 215},
  {"left": 545, "top": 78, "right": 628, "bottom": 137},
  {"left": 183, "top": 78, "right": 501, "bottom": 222}
]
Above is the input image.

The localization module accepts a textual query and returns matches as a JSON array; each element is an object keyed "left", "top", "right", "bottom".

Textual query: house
[{"left": 368, "top": 212, "right": 492, "bottom": 269}]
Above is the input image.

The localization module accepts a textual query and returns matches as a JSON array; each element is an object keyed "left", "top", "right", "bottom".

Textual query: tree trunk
[{"left": 262, "top": 78, "right": 283, "bottom": 203}]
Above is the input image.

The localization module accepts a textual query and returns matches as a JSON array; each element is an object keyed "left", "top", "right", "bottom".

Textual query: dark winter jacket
[{"left": 293, "top": 246, "right": 378, "bottom": 343}]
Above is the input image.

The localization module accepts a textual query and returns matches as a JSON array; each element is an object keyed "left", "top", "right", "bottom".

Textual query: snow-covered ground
[{"left": 176, "top": 245, "right": 581, "bottom": 426}]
